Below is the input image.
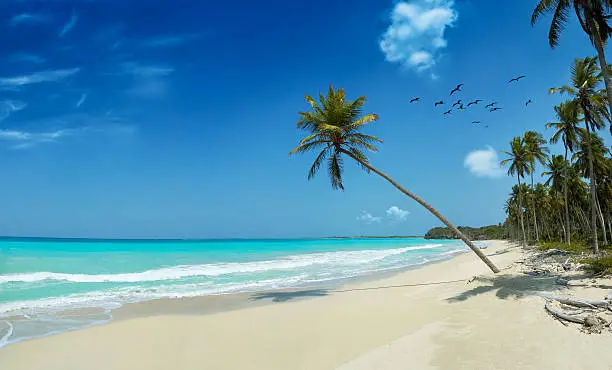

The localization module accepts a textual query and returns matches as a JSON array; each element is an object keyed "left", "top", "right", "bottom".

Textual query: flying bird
[
  {"left": 525, "top": 99, "right": 533, "bottom": 106},
  {"left": 485, "top": 102, "right": 498, "bottom": 109},
  {"left": 472, "top": 121, "right": 482, "bottom": 124},
  {"left": 434, "top": 100, "right": 444, "bottom": 107},
  {"left": 508, "top": 75, "right": 526, "bottom": 83},
  {"left": 467, "top": 99, "right": 483, "bottom": 107},
  {"left": 490, "top": 107, "right": 502, "bottom": 112},
  {"left": 410, "top": 97, "right": 421, "bottom": 103},
  {"left": 452, "top": 100, "right": 462, "bottom": 107},
  {"left": 450, "top": 84, "right": 464, "bottom": 95},
  {"left": 458, "top": 104, "right": 466, "bottom": 110},
  {"left": 443, "top": 109, "right": 452, "bottom": 115}
]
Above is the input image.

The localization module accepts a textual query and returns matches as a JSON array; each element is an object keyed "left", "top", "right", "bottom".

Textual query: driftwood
[
  {"left": 545, "top": 301, "right": 585, "bottom": 324},
  {"left": 536, "top": 293, "right": 610, "bottom": 308}
]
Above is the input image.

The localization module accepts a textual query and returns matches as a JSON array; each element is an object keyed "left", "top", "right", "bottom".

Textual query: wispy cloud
[
  {"left": 0, "top": 100, "right": 28, "bottom": 121},
  {"left": 464, "top": 146, "right": 504, "bottom": 178},
  {"left": 379, "top": 0, "right": 458, "bottom": 76},
  {"left": 0, "top": 68, "right": 80, "bottom": 88},
  {"left": 9, "top": 12, "right": 52, "bottom": 26},
  {"left": 357, "top": 211, "right": 382, "bottom": 224},
  {"left": 386, "top": 206, "right": 410, "bottom": 221},
  {"left": 59, "top": 10, "right": 78, "bottom": 37},
  {"left": 75, "top": 93, "right": 87, "bottom": 108},
  {"left": 141, "top": 34, "right": 198, "bottom": 48},
  {"left": 0, "top": 116, "right": 136, "bottom": 150},
  {"left": 116, "top": 62, "right": 175, "bottom": 99},
  {"left": 7, "top": 53, "right": 46, "bottom": 64}
]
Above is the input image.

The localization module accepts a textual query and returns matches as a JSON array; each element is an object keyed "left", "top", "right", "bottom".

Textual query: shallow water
[{"left": 0, "top": 237, "right": 477, "bottom": 347}]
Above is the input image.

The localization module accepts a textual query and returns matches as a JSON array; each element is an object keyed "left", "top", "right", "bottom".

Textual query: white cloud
[
  {"left": 76, "top": 93, "right": 87, "bottom": 108},
  {"left": 464, "top": 146, "right": 504, "bottom": 178},
  {"left": 9, "top": 12, "right": 52, "bottom": 26},
  {"left": 0, "top": 114, "right": 136, "bottom": 149},
  {"left": 117, "top": 62, "right": 175, "bottom": 99},
  {"left": 7, "top": 53, "right": 46, "bottom": 64},
  {"left": 379, "top": 0, "right": 458, "bottom": 74},
  {"left": 357, "top": 211, "right": 382, "bottom": 224},
  {"left": 0, "top": 100, "right": 27, "bottom": 121},
  {"left": 386, "top": 206, "right": 410, "bottom": 221},
  {"left": 0, "top": 68, "right": 80, "bottom": 88},
  {"left": 59, "top": 10, "right": 78, "bottom": 37}
]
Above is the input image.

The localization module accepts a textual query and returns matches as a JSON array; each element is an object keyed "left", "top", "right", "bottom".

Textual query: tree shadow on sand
[
  {"left": 250, "top": 289, "right": 330, "bottom": 303},
  {"left": 447, "top": 274, "right": 568, "bottom": 303}
]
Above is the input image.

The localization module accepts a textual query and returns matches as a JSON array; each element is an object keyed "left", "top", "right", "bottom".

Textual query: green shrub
[
  {"left": 582, "top": 256, "right": 612, "bottom": 275},
  {"left": 537, "top": 241, "right": 591, "bottom": 254}
]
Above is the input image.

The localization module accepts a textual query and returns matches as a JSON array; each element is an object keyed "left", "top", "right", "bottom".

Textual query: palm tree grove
[{"left": 292, "top": 1, "right": 612, "bottom": 276}]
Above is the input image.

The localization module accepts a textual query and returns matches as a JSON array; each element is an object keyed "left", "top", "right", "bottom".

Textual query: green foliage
[
  {"left": 582, "top": 256, "right": 612, "bottom": 275},
  {"left": 532, "top": 1, "right": 612, "bottom": 49},
  {"left": 424, "top": 225, "right": 506, "bottom": 240},
  {"left": 290, "top": 84, "right": 381, "bottom": 190},
  {"left": 538, "top": 241, "right": 591, "bottom": 254}
]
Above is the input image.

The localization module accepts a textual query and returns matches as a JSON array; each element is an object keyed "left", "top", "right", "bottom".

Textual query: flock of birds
[{"left": 409, "top": 75, "right": 532, "bottom": 128}]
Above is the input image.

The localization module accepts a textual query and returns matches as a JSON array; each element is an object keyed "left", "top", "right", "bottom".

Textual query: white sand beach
[{"left": 2, "top": 240, "right": 612, "bottom": 369}]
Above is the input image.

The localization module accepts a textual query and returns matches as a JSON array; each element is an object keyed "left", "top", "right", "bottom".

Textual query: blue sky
[{"left": 0, "top": 0, "right": 608, "bottom": 239}]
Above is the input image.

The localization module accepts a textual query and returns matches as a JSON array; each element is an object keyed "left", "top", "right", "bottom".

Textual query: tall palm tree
[
  {"left": 550, "top": 57, "right": 610, "bottom": 253},
  {"left": 546, "top": 101, "right": 582, "bottom": 244},
  {"left": 289, "top": 85, "right": 500, "bottom": 273},
  {"left": 542, "top": 155, "right": 569, "bottom": 242},
  {"left": 501, "top": 137, "right": 533, "bottom": 246},
  {"left": 532, "top": 0, "right": 612, "bottom": 123},
  {"left": 523, "top": 131, "right": 550, "bottom": 241},
  {"left": 573, "top": 132, "right": 612, "bottom": 244}
]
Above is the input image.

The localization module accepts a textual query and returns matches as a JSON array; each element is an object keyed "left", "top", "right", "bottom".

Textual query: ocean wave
[{"left": 0, "top": 244, "right": 444, "bottom": 284}]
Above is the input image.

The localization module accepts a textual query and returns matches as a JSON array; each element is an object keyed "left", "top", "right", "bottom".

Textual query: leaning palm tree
[
  {"left": 501, "top": 137, "right": 532, "bottom": 247},
  {"left": 532, "top": 0, "right": 612, "bottom": 123},
  {"left": 289, "top": 85, "right": 500, "bottom": 273},
  {"left": 523, "top": 131, "right": 550, "bottom": 241},
  {"left": 546, "top": 101, "right": 582, "bottom": 244},
  {"left": 550, "top": 57, "right": 610, "bottom": 253}
]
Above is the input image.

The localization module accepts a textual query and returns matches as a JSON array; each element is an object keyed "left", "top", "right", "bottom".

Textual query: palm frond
[
  {"left": 289, "top": 140, "right": 328, "bottom": 156},
  {"left": 328, "top": 153, "right": 344, "bottom": 190},
  {"left": 531, "top": 0, "right": 560, "bottom": 26},
  {"left": 308, "top": 147, "right": 330, "bottom": 180},
  {"left": 548, "top": 0, "right": 571, "bottom": 47}
]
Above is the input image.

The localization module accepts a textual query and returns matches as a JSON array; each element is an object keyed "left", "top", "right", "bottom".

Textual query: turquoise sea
[{"left": 0, "top": 237, "right": 479, "bottom": 347}]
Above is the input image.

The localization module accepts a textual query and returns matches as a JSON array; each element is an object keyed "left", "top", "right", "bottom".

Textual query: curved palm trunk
[
  {"left": 582, "top": 112, "right": 599, "bottom": 254},
  {"left": 593, "top": 33, "right": 612, "bottom": 118},
  {"left": 517, "top": 175, "right": 527, "bottom": 247},
  {"left": 341, "top": 150, "right": 500, "bottom": 273},
  {"left": 563, "top": 146, "right": 571, "bottom": 245},
  {"left": 595, "top": 193, "right": 608, "bottom": 245},
  {"left": 530, "top": 173, "right": 539, "bottom": 241}
]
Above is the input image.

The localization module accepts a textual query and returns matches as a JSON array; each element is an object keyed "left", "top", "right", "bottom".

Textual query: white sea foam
[
  {"left": 0, "top": 244, "right": 444, "bottom": 284},
  {"left": 0, "top": 242, "right": 465, "bottom": 347}
]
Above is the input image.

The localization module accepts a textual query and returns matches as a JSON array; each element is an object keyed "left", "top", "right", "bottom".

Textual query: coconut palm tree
[
  {"left": 289, "top": 85, "right": 500, "bottom": 273},
  {"left": 546, "top": 101, "right": 582, "bottom": 243},
  {"left": 550, "top": 57, "right": 610, "bottom": 253},
  {"left": 573, "top": 132, "right": 612, "bottom": 244},
  {"left": 523, "top": 131, "right": 550, "bottom": 241},
  {"left": 543, "top": 155, "right": 569, "bottom": 241},
  {"left": 501, "top": 137, "right": 533, "bottom": 246},
  {"left": 532, "top": 0, "right": 612, "bottom": 122}
]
